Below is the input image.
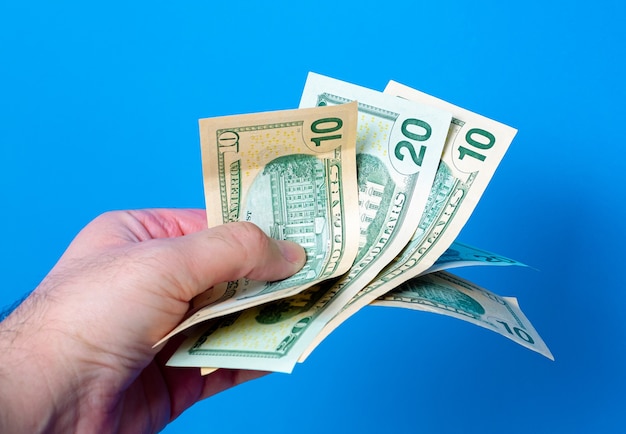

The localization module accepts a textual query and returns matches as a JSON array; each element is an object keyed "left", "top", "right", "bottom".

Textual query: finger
[
  {"left": 124, "top": 209, "right": 208, "bottom": 239},
  {"left": 199, "top": 368, "right": 268, "bottom": 401},
  {"left": 163, "top": 221, "right": 306, "bottom": 301},
  {"left": 155, "top": 339, "right": 269, "bottom": 422},
  {"left": 59, "top": 209, "right": 209, "bottom": 263},
  {"left": 79, "top": 209, "right": 208, "bottom": 243}
]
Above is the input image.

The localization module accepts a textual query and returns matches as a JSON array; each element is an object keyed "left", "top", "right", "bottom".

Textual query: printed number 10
[
  {"left": 458, "top": 128, "right": 496, "bottom": 162},
  {"left": 496, "top": 320, "right": 535, "bottom": 344},
  {"left": 311, "top": 117, "right": 343, "bottom": 147}
]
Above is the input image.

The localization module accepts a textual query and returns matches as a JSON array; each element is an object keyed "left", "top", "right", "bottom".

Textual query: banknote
[
  {"left": 196, "top": 242, "right": 528, "bottom": 374},
  {"left": 424, "top": 241, "right": 527, "bottom": 274},
  {"left": 297, "top": 81, "right": 519, "bottom": 361},
  {"left": 371, "top": 271, "right": 553, "bottom": 360},
  {"left": 158, "top": 102, "right": 360, "bottom": 344},
  {"left": 167, "top": 73, "right": 452, "bottom": 371}
]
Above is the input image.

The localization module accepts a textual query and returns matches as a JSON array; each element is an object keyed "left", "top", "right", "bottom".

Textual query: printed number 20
[{"left": 395, "top": 118, "right": 431, "bottom": 167}]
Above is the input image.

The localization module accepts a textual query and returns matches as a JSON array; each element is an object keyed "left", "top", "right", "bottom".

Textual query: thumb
[{"left": 163, "top": 221, "right": 307, "bottom": 302}]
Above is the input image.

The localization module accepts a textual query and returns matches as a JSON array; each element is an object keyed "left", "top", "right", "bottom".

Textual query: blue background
[{"left": 1, "top": 1, "right": 624, "bottom": 432}]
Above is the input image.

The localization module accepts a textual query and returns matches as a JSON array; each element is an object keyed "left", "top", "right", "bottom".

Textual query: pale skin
[{"left": 0, "top": 209, "right": 306, "bottom": 433}]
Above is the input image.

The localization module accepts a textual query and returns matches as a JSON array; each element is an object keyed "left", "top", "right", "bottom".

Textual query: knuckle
[
  {"left": 223, "top": 222, "right": 270, "bottom": 262},
  {"left": 87, "top": 210, "right": 134, "bottom": 232}
]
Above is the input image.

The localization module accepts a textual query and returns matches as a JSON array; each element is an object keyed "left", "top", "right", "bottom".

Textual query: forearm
[{"left": 0, "top": 293, "right": 81, "bottom": 433}]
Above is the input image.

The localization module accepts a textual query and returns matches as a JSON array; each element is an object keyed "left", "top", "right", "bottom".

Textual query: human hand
[{"left": 0, "top": 209, "right": 306, "bottom": 433}]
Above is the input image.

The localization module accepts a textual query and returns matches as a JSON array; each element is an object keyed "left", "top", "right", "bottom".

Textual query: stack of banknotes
[{"left": 159, "top": 73, "right": 553, "bottom": 374}]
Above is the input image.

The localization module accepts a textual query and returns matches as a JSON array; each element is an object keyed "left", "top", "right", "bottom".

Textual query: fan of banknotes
[{"left": 159, "top": 72, "right": 553, "bottom": 374}]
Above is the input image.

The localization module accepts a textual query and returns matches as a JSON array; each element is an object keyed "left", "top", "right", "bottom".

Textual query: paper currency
[
  {"left": 296, "top": 80, "right": 519, "bottom": 361},
  {"left": 167, "top": 74, "right": 552, "bottom": 372},
  {"left": 194, "top": 241, "right": 527, "bottom": 375},
  {"left": 196, "top": 243, "right": 529, "bottom": 374},
  {"left": 167, "top": 73, "right": 452, "bottom": 372},
  {"left": 159, "top": 102, "right": 360, "bottom": 344},
  {"left": 372, "top": 271, "right": 554, "bottom": 360},
  {"left": 424, "top": 241, "right": 527, "bottom": 274}
]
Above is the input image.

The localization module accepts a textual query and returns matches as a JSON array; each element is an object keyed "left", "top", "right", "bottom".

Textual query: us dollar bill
[
  {"left": 371, "top": 271, "right": 553, "bottom": 360},
  {"left": 194, "top": 241, "right": 527, "bottom": 375},
  {"left": 196, "top": 242, "right": 528, "bottom": 375},
  {"left": 424, "top": 241, "right": 527, "bottom": 274},
  {"left": 297, "top": 81, "right": 519, "bottom": 361},
  {"left": 159, "top": 103, "right": 360, "bottom": 344},
  {"left": 167, "top": 73, "right": 452, "bottom": 371}
]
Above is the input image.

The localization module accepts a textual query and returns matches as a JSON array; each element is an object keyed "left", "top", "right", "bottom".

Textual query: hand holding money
[{"left": 165, "top": 73, "right": 553, "bottom": 373}]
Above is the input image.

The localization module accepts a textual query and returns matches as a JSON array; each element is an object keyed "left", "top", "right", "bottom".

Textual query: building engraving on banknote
[{"left": 381, "top": 274, "right": 486, "bottom": 319}]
